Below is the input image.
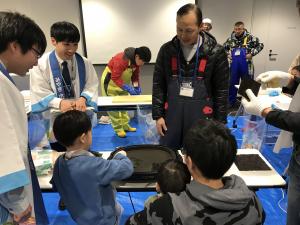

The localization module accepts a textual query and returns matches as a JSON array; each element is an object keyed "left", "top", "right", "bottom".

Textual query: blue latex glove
[
  {"left": 134, "top": 86, "right": 142, "bottom": 95},
  {"left": 122, "top": 84, "right": 138, "bottom": 95},
  {"left": 268, "top": 90, "right": 280, "bottom": 97}
]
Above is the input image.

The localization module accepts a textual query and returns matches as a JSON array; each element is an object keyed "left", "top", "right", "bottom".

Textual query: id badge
[
  {"left": 235, "top": 49, "right": 240, "bottom": 56},
  {"left": 180, "top": 86, "right": 194, "bottom": 97},
  {"left": 180, "top": 81, "right": 194, "bottom": 97}
]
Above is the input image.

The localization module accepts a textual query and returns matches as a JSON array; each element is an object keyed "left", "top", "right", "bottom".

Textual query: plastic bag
[
  {"left": 28, "top": 112, "right": 49, "bottom": 149},
  {"left": 31, "top": 149, "right": 53, "bottom": 176},
  {"left": 136, "top": 106, "right": 160, "bottom": 144},
  {"left": 241, "top": 114, "right": 266, "bottom": 151}
]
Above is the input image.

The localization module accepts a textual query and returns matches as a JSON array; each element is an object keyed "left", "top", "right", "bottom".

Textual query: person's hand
[
  {"left": 256, "top": 71, "right": 293, "bottom": 87},
  {"left": 134, "top": 86, "right": 142, "bottom": 95},
  {"left": 75, "top": 97, "right": 87, "bottom": 112},
  {"left": 156, "top": 117, "right": 167, "bottom": 136},
  {"left": 122, "top": 84, "right": 138, "bottom": 95},
  {"left": 59, "top": 99, "right": 75, "bottom": 112},
  {"left": 246, "top": 53, "right": 252, "bottom": 60},
  {"left": 241, "top": 89, "right": 272, "bottom": 116},
  {"left": 13, "top": 204, "right": 32, "bottom": 223}
]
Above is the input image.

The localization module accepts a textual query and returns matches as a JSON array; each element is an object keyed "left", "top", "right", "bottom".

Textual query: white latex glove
[
  {"left": 241, "top": 89, "right": 271, "bottom": 116},
  {"left": 256, "top": 71, "right": 293, "bottom": 87}
]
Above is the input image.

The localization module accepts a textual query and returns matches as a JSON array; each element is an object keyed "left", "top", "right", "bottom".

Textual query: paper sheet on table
[
  {"left": 112, "top": 95, "right": 152, "bottom": 103},
  {"left": 274, "top": 85, "right": 300, "bottom": 153}
]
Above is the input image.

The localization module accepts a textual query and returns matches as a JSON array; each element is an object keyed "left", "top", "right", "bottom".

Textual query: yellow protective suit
[{"left": 101, "top": 66, "right": 136, "bottom": 134}]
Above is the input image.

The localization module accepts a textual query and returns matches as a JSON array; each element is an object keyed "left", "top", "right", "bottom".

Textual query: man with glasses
[
  {"left": 152, "top": 3, "right": 229, "bottom": 150},
  {"left": 0, "top": 11, "right": 49, "bottom": 224}
]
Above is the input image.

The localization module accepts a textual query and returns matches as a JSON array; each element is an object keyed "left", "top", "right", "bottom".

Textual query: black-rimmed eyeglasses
[{"left": 31, "top": 47, "right": 42, "bottom": 58}]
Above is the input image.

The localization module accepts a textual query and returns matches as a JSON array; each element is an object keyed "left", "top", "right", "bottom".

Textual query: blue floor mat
[
  {"left": 43, "top": 191, "right": 155, "bottom": 225},
  {"left": 91, "top": 116, "right": 153, "bottom": 151},
  {"left": 43, "top": 115, "right": 291, "bottom": 225}
]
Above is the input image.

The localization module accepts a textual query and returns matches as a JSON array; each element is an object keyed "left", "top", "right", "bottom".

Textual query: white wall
[
  {"left": 0, "top": 0, "right": 84, "bottom": 55},
  {"left": 81, "top": 0, "right": 194, "bottom": 64},
  {"left": 5, "top": 0, "right": 300, "bottom": 92},
  {"left": 198, "top": 0, "right": 300, "bottom": 75},
  {"left": 199, "top": 0, "right": 255, "bottom": 44},
  {"left": 252, "top": 0, "right": 300, "bottom": 73}
]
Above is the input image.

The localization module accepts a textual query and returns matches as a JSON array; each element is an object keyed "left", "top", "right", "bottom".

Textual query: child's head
[
  {"left": 291, "top": 65, "right": 300, "bottom": 78},
  {"left": 53, "top": 110, "right": 92, "bottom": 149},
  {"left": 0, "top": 11, "right": 46, "bottom": 75},
  {"left": 50, "top": 21, "right": 80, "bottom": 60},
  {"left": 156, "top": 159, "right": 191, "bottom": 194},
  {"left": 183, "top": 119, "right": 237, "bottom": 180},
  {"left": 135, "top": 46, "right": 151, "bottom": 66}
]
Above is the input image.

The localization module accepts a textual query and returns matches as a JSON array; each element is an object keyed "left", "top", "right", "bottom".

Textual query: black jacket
[
  {"left": 266, "top": 109, "right": 300, "bottom": 146},
  {"left": 152, "top": 32, "right": 229, "bottom": 123}
]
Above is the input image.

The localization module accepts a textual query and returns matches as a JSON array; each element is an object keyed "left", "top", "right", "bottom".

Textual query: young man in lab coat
[
  {"left": 30, "top": 21, "right": 99, "bottom": 152},
  {"left": 0, "top": 11, "right": 48, "bottom": 224}
]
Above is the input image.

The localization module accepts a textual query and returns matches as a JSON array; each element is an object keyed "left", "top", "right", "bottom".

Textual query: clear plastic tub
[
  {"left": 136, "top": 106, "right": 160, "bottom": 144},
  {"left": 241, "top": 114, "right": 266, "bottom": 151}
]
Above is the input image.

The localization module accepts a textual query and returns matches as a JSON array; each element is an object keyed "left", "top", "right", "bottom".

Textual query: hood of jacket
[
  {"left": 185, "top": 175, "right": 255, "bottom": 211},
  {"left": 124, "top": 47, "right": 136, "bottom": 65},
  {"left": 230, "top": 30, "right": 250, "bottom": 41}
]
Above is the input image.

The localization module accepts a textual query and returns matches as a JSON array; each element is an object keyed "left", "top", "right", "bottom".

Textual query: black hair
[
  {"left": 234, "top": 21, "right": 244, "bottom": 27},
  {"left": 156, "top": 159, "right": 191, "bottom": 194},
  {"left": 292, "top": 65, "right": 300, "bottom": 72},
  {"left": 50, "top": 21, "right": 80, "bottom": 43},
  {"left": 183, "top": 119, "right": 237, "bottom": 179},
  {"left": 135, "top": 46, "right": 151, "bottom": 62},
  {"left": 0, "top": 11, "right": 46, "bottom": 55},
  {"left": 53, "top": 110, "right": 92, "bottom": 147},
  {"left": 177, "top": 3, "right": 203, "bottom": 26}
]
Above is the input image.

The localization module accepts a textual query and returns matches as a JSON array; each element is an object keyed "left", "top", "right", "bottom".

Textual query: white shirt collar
[
  {"left": 181, "top": 35, "right": 202, "bottom": 62},
  {"left": 54, "top": 51, "right": 73, "bottom": 67},
  {"left": 0, "top": 59, "right": 7, "bottom": 70}
]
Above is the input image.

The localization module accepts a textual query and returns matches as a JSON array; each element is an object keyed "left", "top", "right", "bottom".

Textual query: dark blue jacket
[{"left": 51, "top": 151, "right": 133, "bottom": 225}]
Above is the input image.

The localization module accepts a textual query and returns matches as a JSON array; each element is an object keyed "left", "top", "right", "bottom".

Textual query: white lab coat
[
  {"left": 29, "top": 51, "right": 99, "bottom": 132},
  {"left": 0, "top": 72, "right": 33, "bottom": 216},
  {"left": 30, "top": 51, "right": 99, "bottom": 112}
]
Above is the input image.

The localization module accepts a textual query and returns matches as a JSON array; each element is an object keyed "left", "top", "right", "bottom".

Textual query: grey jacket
[{"left": 126, "top": 175, "right": 264, "bottom": 225}]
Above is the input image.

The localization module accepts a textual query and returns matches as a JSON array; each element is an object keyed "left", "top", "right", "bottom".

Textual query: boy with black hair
[
  {"left": 127, "top": 119, "right": 264, "bottom": 225},
  {"left": 157, "top": 159, "right": 191, "bottom": 194},
  {"left": 101, "top": 46, "right": 151, "bottom": 138},
  {"left": 0, "top": 11, "right": 48, "bottom": 224},
  {"left": 144, "top": 159, "right": 191, "bottom": 206},
  {"left": 51, "top": 110, "right": 133, "bottom": 225},
  {"left": 30, "top": 21, "right": 99, "bottom": 151}
]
